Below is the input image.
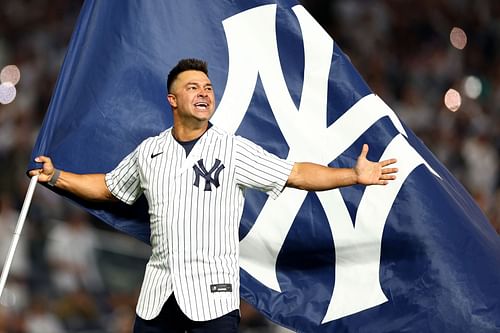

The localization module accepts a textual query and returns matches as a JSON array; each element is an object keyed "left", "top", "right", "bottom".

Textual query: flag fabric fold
[{"left": 28, "top": 0, "right": 500, "bottom": 332}]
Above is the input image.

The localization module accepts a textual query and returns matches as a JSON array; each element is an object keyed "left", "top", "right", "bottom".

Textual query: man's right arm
[{"left": 28, "top": 156, "right": 117, "bottom": 202}]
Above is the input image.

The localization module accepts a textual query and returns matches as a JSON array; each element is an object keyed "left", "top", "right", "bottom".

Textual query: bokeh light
[
  {"left": 463, "top": 76, "right": 482, "bottom": 99},
  {"left": 0, "top": 82, "right": 17, "bottom": 105},
  {"left": 450, "top": 27, "right": 467, "bottom": 50},
  {"left": 0, "top": 65, "right": 21, "bottom": 85},
  {"left": 444, "top": 88, "right": 461, "bottom": 112}
]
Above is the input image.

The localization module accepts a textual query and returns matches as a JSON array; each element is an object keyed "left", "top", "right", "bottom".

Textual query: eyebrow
[{"left": 186, "top": 81, "right": 212, "bottom": 87}]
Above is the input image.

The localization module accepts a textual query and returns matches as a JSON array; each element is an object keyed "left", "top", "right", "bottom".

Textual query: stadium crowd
[{"left": 0, "top": 0, "right": 498, "bottom": 332}]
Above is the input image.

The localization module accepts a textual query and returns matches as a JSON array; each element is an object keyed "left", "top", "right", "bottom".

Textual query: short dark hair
[{"left": 167, "top": 58, "right": 209, "bottom": 92}]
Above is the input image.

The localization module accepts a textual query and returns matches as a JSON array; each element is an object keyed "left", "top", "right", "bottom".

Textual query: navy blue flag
[{"left": 28, "top": 0, "right": 500, "bottom": 332}]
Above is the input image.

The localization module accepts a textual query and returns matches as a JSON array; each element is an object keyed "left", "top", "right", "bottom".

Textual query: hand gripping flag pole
[{"left": 0, "top": 175, "right": 39, "bottom": 299}]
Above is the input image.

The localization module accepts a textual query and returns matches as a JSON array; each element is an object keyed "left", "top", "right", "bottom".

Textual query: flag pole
[{"left": 0, "top": 175, "right": 39, "bottom": 299}]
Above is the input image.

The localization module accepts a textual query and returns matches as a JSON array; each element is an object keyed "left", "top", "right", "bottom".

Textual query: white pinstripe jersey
[{"left": 105, "top": 125, "right": 294, "bottom": 321}]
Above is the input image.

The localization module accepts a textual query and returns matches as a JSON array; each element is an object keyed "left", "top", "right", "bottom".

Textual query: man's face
[{"left": 167, "top": 70, "right": 215, "bottom": 123}]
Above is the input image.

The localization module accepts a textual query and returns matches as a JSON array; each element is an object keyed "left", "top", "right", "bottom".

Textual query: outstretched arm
[
  {"left": 28, "top": 156, "right": 117, "bottom": 202},
  {"left": 286, "top": 144, "right": 397, "bottom": 191}
]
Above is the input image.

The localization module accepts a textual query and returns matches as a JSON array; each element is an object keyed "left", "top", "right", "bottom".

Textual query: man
[{"left": 29, "top": 58, "right": 398, "bottom": 333}]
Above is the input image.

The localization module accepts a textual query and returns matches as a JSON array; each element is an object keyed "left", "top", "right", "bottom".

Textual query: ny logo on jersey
[{"left": 193, "top": 158, "right": 225, "bottom": 191}]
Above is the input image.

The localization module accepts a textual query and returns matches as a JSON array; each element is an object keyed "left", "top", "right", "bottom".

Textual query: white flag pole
[{"left": 0, "top": 175, "right": 39, "bottom": 299}]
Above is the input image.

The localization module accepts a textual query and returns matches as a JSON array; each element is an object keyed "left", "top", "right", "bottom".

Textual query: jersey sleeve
[
  {"left": 234, "top": 137, "right": 294, "bottom": 199},
  {"left": 105, "top": 146, "right": 143, "bottom": 205}
]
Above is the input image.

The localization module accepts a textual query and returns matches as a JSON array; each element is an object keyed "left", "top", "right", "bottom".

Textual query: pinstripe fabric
[{"left": 105, "top": 125, "right": 294, "bottom": 321}]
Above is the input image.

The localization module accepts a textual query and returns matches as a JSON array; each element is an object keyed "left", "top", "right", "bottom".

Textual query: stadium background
[{"left": 0, "top": 0, "right": 498, "bottom": 332}]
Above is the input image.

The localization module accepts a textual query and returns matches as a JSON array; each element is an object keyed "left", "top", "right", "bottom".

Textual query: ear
[{"left": 167, "top": 93, "right": 177, "bottom": 108}]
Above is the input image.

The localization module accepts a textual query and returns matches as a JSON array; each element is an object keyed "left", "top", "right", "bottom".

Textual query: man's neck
[{"left": 172, "top": 122, "right": 209, "bottom": 142}]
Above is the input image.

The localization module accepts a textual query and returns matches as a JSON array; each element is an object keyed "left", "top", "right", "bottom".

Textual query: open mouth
[{"left": 194, "top": 102, "right": 209, "bottom": 110}]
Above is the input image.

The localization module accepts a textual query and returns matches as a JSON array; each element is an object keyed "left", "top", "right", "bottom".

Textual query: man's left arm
[{"left": 286, "top": 144, "right": 397, "bottom": 191}]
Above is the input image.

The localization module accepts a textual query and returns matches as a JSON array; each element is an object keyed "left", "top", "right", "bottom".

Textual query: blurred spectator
[
  {"left": 394, "top": 83, "right": 434, "bottom": 136},
  {"left": 462, "top": 133, "right": 499, "bottom": 216},
  {"left": 24, "top": 295, "right": 65, "bottom": 333},
  {"left": 53, "top": 288, "right": 101, "bottom": 332},
  {"left": 106, "top": 305, "right": 136, "bottom": 333},
  {"left": 45, "top": 209, "right": 103, "bottom": 295},
  {"left": 104, "top": 291, "right": 141, "bottom": 333},
  {"left": 462, "top": 134, "right": 498, "bottom": 197},
  {"left": 0, "top": 306, "right": 24, "bottom": 333},
  {"left": 0, "top": 193, "right": 30, "bottom": 313}
]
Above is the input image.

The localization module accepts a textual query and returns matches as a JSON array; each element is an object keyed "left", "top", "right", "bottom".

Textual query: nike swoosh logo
[{"left": 151, "top": 152, "right": 163, "bottom": 158}]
